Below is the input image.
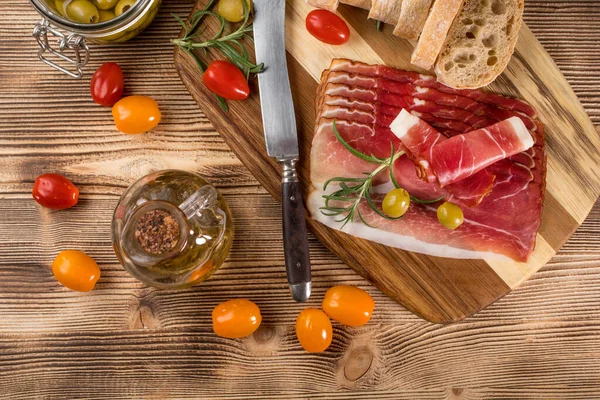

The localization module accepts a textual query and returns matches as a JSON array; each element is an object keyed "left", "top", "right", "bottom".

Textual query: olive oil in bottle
[{"left": 112, "top": 170, "right": 233, "bottom": 288}]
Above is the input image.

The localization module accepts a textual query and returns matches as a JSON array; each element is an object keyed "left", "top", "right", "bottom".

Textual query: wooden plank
[{"left": 1, "top": 0, "right": 600, "bottom": 398}]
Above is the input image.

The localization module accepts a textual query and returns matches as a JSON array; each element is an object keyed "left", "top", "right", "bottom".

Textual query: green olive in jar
[
  {"left": 93, "top": 0, "right": 119, "bottom": 10},
  {"left": 98, "top": 9, "right": 116, "bottom": 22},
  {"left": 114, "top": 0, "right": 137, "bottom": 16},
  {"left": 66, "top": 0, "right": 100, "bottom": 24},
  {"left": 54, "top": 0, "right": 67, "bottom": 16}
]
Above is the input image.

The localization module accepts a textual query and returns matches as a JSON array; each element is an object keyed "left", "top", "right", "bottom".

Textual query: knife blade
[{"left": 253, "top": 0, "right": 312, "bottom": 302}]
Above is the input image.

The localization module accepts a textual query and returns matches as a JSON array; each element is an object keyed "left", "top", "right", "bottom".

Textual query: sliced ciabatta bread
[
  {"left": 340, "top": 0, "right": 372, "bottom": 10},
  {"left": 435, "top": 0, "right": 524, "bottom": 88},
  {"left": 306, "top": 0, "right": 340, "bottom": 11},
  {"left": 368, "top": 0, "right": 403, "bottom": 25},
  {"left": 411, "top": 0, "right": 466, "bottom": 70},
  {"left": 393, "top": 0, "right": 434, "bottom": 41}
]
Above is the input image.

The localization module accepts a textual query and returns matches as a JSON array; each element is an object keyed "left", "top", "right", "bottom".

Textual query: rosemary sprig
[
  {"left": 320, "top": 121, "right": 445, "bottom": 227},
  {"left": 320, "top": 122, "right": 405, "bottom": 228},
  {"left": 375, "top": 20, "right": 383, "bottom": 32},
  {"left": 171, "top": 0, "right": 264, "bottom": 111}
]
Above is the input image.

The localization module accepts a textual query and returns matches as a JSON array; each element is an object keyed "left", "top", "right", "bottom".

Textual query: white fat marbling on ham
[{"left": 308, "top": 190, "right": 512, "bottom": 261}]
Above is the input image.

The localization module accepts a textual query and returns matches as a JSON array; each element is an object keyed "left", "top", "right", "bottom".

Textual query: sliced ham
[
  {"left": 326, "top": 59, "right": 539, "bottom": 118},
  {"left": 390, "top": 110, "right": 534, "bottom": 187},
  {"left": 388, "top": 109, "right": 496, "bottom": 205},
  {"left": 430, "top": 117, "right": 534, "bottom": 186},
  {"left": 309, "top": 59, "right": 546, "bottom": 262}
]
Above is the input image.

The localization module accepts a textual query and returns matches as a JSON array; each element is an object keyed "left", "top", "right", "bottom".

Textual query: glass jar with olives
[{"left": 29, "top": 0, "right": 162, "bottom": 77}]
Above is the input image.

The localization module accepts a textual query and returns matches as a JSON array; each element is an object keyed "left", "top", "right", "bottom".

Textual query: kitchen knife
[{"left": 253, "top": 0, "right": 312, "bottom": 302}]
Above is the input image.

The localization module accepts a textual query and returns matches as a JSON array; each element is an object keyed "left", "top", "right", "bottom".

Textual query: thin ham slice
[
  {"left": 430, "top": 117, "right": 534, "bottom": 186},
  {"left": 390, "top": 110, "right": 534, "bottom": 187}
]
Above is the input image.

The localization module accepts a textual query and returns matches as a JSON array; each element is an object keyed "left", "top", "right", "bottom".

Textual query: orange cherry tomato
[
  {"left": 32, "top": 173, "right": 79, "bottom": 210},
  {"left": 295, "top": 308, "right": 332, "bottom": 352},
  {"left": 212, "top": 299, "right": 262, "bottom": 339},
  {"left": 203, "top": 60, "right": 250, "bottom": 101},
  {"left": 306, "top": 10, "right": 350, "bottom": 45},
  {"left": 112, "top": 96, "right": 161, "bottom": 134},
  {"left": 322, "top": 285, "right": 374, "bottom": 327},
  {"left": 52, "top": 250, "right": 101, "bottom": 292}
]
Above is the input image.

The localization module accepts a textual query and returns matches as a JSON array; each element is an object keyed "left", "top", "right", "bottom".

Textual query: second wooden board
[{"left": 174, "top": 0, "right": 600, "bottom": 323}]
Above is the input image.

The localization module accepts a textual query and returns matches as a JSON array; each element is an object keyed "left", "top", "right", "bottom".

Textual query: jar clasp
[{"left": 32, "top": 19, "right": 90, "bottom": 79}]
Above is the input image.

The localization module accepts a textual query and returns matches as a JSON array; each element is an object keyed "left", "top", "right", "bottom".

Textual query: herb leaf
[
  {"left": 332, "top": 121, "right": 385, "bottom": 164},
  {"left": 172, "top": 0, "right": 263, "bottom": 112},
  {"left": 321, "top": 121, "right": 405, "bottom": 227}
]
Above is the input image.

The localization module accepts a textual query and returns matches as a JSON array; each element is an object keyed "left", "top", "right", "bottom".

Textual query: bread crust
[
  {"left": 411, "top": 0, "right": 466, "bottom": 70},
  {"left": 306, "top": 0, "right": 340, "bottom": 11},
  {"left": 340, "top": 0, "right": 372, "bottom": 9},
  {"left": 368, "top": 0, "right": 403, "bottom": 24},
  {"left": 393, "top": 0, "right": 434, "bottom": 41}
]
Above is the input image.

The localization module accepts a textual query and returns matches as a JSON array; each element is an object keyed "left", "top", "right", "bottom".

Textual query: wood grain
[
  {"left": 1, "top": 0, "right": 600, "bottom": 398},
  {"left": 175, "top": 0, "right": 600, "bottom": 323}
]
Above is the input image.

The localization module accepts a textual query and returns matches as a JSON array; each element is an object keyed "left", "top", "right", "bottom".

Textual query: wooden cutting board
[{"left": 174, "top": 0, "right": 600, "bottom": 323}]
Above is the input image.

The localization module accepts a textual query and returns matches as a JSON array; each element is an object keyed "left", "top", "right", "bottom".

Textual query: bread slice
[
  {"left": 410, "top": 0, "right": 466, "bottom": 70},
  {"left": 306, "top": 0, "right": 340, "bottom": 11},
  {"left": 368, "top": 0, "right": 404, "bottom": 25},
  {"left": 393, "top": 0, "right": 434, "bottom": 41},
  {"left": 340, "top": 0, "right": 372, "bottom": 10},
  {"left": 435, "top": 0, "right": 524, "bottom": 88}
]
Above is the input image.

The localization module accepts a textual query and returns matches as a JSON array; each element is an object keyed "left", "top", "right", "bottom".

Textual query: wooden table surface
[{"left": 1, "top": 1, "right": 599, "bottom": 398}]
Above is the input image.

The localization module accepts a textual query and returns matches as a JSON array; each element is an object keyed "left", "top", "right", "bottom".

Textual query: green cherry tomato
[
  {"left": 382, "top": 188, "right": 410, "bottom": 218},
  {"left": 437, "top": 202, "right": 464, "bottom": 230},
  {"left": 216, "top": 0, "right": 252, "bottom": 23},
  {"left": 114, "top": 0, "right": 137, "bottom": 16},
  {"left": 93, "top": 0, "right": 118, "bottom": 10},
  {"left": 98, "top": 9, "right": 116, "bottom": 22},
  {"left": 66, "top": 0, "right": 100, "bottom": 24}
]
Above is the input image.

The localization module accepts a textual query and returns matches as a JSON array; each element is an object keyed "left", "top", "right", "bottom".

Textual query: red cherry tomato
[
  {"left": 32, "top": 173, "right": 79, "bottom": 210},
  {"left": 52, "top": 250, "right": 100, "bottom": 292},
  {"left": 306, "top": 10, "right": 350, "bottom": 45},
  {"left": 90, "top": 62, "right": 124, "bottom": 107},
  {"left": 296, "top": 308, "right": 333, "bottom": 352},
  {"left": 322, "top": 285, "right": 374, "bottom": 327},
  {"left": 212, "top": 299, "right": 262, "bottom": 338},
  {"left": 203, "top": 60, "right": 250, "bottom": 101},
  {"left": 112, "top": 96, "right": 161, "bottom": 134}
]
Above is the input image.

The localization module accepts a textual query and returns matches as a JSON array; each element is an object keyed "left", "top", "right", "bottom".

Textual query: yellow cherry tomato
[
  {"left": 93, "top": 0, "right": 118, "bottom": 10},
  {"left": 98, "top": 9, "right": 116, "bottom": 22},
  {"left": 114, "top": 0, "right": 137, "bottom": 16},
  {"left": 322, "top": 285, "right": 374, "bottom": 327},
  {"left": 112, "top": 96, "right": 161, "bottom": 134},
  {"left": 296, "top": 308, "right": 332, "bottom": 353},
  {"left": 382, "top": 188, "right": 410, "bottom": 218},
  {"left": 212, "top": 299, "right": 262, "bottom": 339},
  {"left": 437, "top": 201, "right": 464, "bottom": 230},
  {"left": 66, "top": 0, "right": 100, "bottom": 24},
  {"left": 52, "top": 250, "right": 101, "bottom": 292},
  {"left": 216, "top": 0, "right": 252, "bottom": 23}
]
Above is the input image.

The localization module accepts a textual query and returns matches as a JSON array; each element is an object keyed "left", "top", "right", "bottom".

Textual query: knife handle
[{"left": 281, "top": 158, "right": 311, "bottom": 302}]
